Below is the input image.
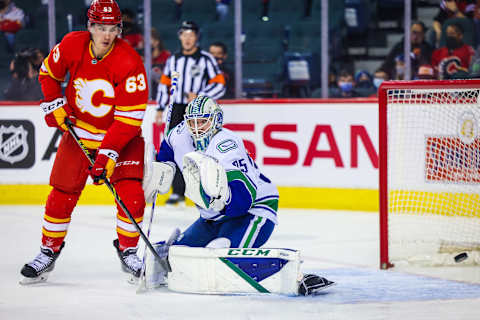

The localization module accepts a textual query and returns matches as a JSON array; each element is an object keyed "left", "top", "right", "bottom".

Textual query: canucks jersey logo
[
  {"left": 73, "top": 78, "right": 114, "bottom": 117},
  {"left": 217, "top": 139, "right": 237, "bottom": 153}
]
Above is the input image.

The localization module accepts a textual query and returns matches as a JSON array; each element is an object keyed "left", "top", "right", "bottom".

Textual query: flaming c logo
[{"left": 73, "top": 78, "right": 114, "bottom": 117}]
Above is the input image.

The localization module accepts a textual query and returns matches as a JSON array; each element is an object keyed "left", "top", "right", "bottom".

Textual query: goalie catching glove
[
  {"left": 183, "top": 151, "right": 229, "bottom": 211},
  {"left": 40, "top": 97, "right": 76, "bottom": 132}
]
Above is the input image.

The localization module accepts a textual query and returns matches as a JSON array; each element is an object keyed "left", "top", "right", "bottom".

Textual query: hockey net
[{"left": 379, "top": 80, "right": 480, "bottom": 269}]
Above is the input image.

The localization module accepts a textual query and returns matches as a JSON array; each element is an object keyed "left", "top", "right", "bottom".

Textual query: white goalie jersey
[{"left": 156, "top": 121, "right": 279, "bottom": 224}]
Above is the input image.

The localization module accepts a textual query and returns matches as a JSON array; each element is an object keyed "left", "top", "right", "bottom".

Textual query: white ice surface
[{"left": 2, "top": 205, "right": 480, "bottom": 320}]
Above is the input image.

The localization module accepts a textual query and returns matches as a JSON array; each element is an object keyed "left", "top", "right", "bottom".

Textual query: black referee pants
[{"left": 168, "top": 103, "right": 188, "bottom": 197}]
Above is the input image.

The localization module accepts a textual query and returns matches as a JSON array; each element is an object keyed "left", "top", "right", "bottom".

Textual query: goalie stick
[
  {"left": 163, "top": 71, "right": 180, "bottom": 137},
  {"left": 137, "top": 191, "right": 157, "bottom": 293},
  {"left": 64, "top": 118, "right": 171, "bottom": 273}
]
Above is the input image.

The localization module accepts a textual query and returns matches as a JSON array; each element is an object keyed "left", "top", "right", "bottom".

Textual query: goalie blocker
[{"left": 143, "top": 142, "right": 176, "bottom": 203}]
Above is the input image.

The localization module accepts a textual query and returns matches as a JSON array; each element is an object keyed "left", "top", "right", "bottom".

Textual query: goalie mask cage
[{"left": 379, "top": 80, "right": 480, "bottom": 269}]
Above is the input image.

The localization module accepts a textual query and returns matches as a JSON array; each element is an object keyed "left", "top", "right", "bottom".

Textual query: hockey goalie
[{"left": 142, "top": 95, "right": 335, "bottom": 295}]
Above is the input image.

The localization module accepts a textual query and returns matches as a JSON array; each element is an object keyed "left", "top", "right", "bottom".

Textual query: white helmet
[{"left": 184, "top": 96, "right": 223, "bottom": 152}]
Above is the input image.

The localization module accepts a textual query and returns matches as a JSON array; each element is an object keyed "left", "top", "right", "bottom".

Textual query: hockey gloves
[
  {"left": 40, "top": 97, "right": 76, "bottom": 132},
  {"left": 89, "top": 149, "right": 118, "bottom": 185}
]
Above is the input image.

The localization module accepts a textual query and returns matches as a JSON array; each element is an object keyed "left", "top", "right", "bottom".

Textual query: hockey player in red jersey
[{"left": 20, "top": 0, "right": 148, "bottom": 284}]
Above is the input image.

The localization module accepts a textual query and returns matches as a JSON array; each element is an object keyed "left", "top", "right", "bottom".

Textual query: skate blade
[{"left": 19, "top": 273, "right": 50, "bottom": 285}]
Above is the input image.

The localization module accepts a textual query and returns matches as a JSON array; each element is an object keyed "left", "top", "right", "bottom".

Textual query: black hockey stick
[{"left": 64, "top": 118, "right": 171, "bottom": 272}]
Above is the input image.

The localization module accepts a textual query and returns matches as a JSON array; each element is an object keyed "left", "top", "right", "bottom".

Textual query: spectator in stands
[
  {"left": 16, "top": 47, "right": 45, "bottom": 70},
  {"left": 431, "top": 23, "right": 475, "bottom": 79},
  {"left": 0, "top": 0, "right": 24, "bottom": 53},
  {"left": 209, "top": 41, "right": 234, "bottom": 99},
  {"left": 216, "top": 0, "right": 231, "bottom": 21},
  {"left": 415, "top": 64, "right": 436, "bottom": 80},
  {"left": 369, "top": 68, "right": 390, "bottom": 97},
  {"left": 121, "top": 8, "right": 143, "bottom": 50},
  {"left": 4, "top": 49, "right": 42, "bottom": 101},
  {"left": 354, "top": 70, "right": 375, "bottom": 97},
  {"left": 380, "top": 21, "right": 433, "bottom": 80},
  {"left": 29, "top": 47, "right": 45, "bottom": 70},
  {"left": 329, "top": 69, "right": 361, "bottom": 98},
  {"left": 432, "top": 0, "right": 475, "bottom": 47},
  {"left": 151, "top": 28, "right": 171, "bottom": 100},
  {"left": 372, "top": 68, "right": 389, "bottom": 91}
]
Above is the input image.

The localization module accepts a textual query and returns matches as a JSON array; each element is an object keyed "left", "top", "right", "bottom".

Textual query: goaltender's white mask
[{"left": 184, "top": 96, "right": 223, "bottom": 152}]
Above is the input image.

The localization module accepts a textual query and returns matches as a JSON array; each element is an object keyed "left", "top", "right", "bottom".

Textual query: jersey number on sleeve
[
  {"left": 232, "top": 159, "right": 248, "bottom": 173},
  {"left": 125, "top": 74, "right": 147, "bottom": 93}
]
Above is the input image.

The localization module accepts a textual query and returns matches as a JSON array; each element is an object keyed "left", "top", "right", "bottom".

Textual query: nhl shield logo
[{"left": 0, "top": 125, "right": 29, "bottom": 164}]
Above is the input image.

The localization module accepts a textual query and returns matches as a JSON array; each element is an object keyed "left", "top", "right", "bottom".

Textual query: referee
[{"left": 155, "top": 20, "right": 226, "bottom": 207}]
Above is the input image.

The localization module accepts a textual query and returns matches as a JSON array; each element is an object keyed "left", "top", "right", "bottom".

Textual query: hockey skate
[
  {"left": 113, "top": 239, "right": 143, "bottom": 284},
  {"left": 298, "top": 274, "right": 336, "bottom": 296},
  {"left": 20, "top": 242, "right": 65, "bottom": 285}
]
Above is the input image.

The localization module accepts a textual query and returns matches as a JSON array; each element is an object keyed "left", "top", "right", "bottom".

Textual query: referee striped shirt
[{"left": 156, "top": 49, "right": 226, "bottom": 110}]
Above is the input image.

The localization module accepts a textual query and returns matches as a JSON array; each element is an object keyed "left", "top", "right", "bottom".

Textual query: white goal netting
[{"left": 385, "top": 86, "right": 480, "bottom": 266}]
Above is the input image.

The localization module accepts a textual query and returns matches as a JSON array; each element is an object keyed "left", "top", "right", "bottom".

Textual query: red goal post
[{"left": 379, "top": 80, "right": 480, "bottom": 269}]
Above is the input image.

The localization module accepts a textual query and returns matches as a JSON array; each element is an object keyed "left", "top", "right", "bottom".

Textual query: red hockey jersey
[
  {"left": 39, "top": 31, "right": 148, "bottom": 151},
  {"left": 431, "top": 44, "right": 475, "bottom": 79}
]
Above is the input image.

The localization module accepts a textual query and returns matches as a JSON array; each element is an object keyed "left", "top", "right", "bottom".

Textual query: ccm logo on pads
[{"left": 116, "top": 160, "right": 140, "bottom": 167}]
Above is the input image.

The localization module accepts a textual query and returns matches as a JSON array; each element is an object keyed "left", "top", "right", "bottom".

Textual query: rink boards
[{"left": 0, "top": 99, "right": 379, "bottom": 210}]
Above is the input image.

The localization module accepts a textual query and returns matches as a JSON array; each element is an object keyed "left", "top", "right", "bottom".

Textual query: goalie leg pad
[{"left": 168, "top": 246, "right": 302, "bottom": 295}]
